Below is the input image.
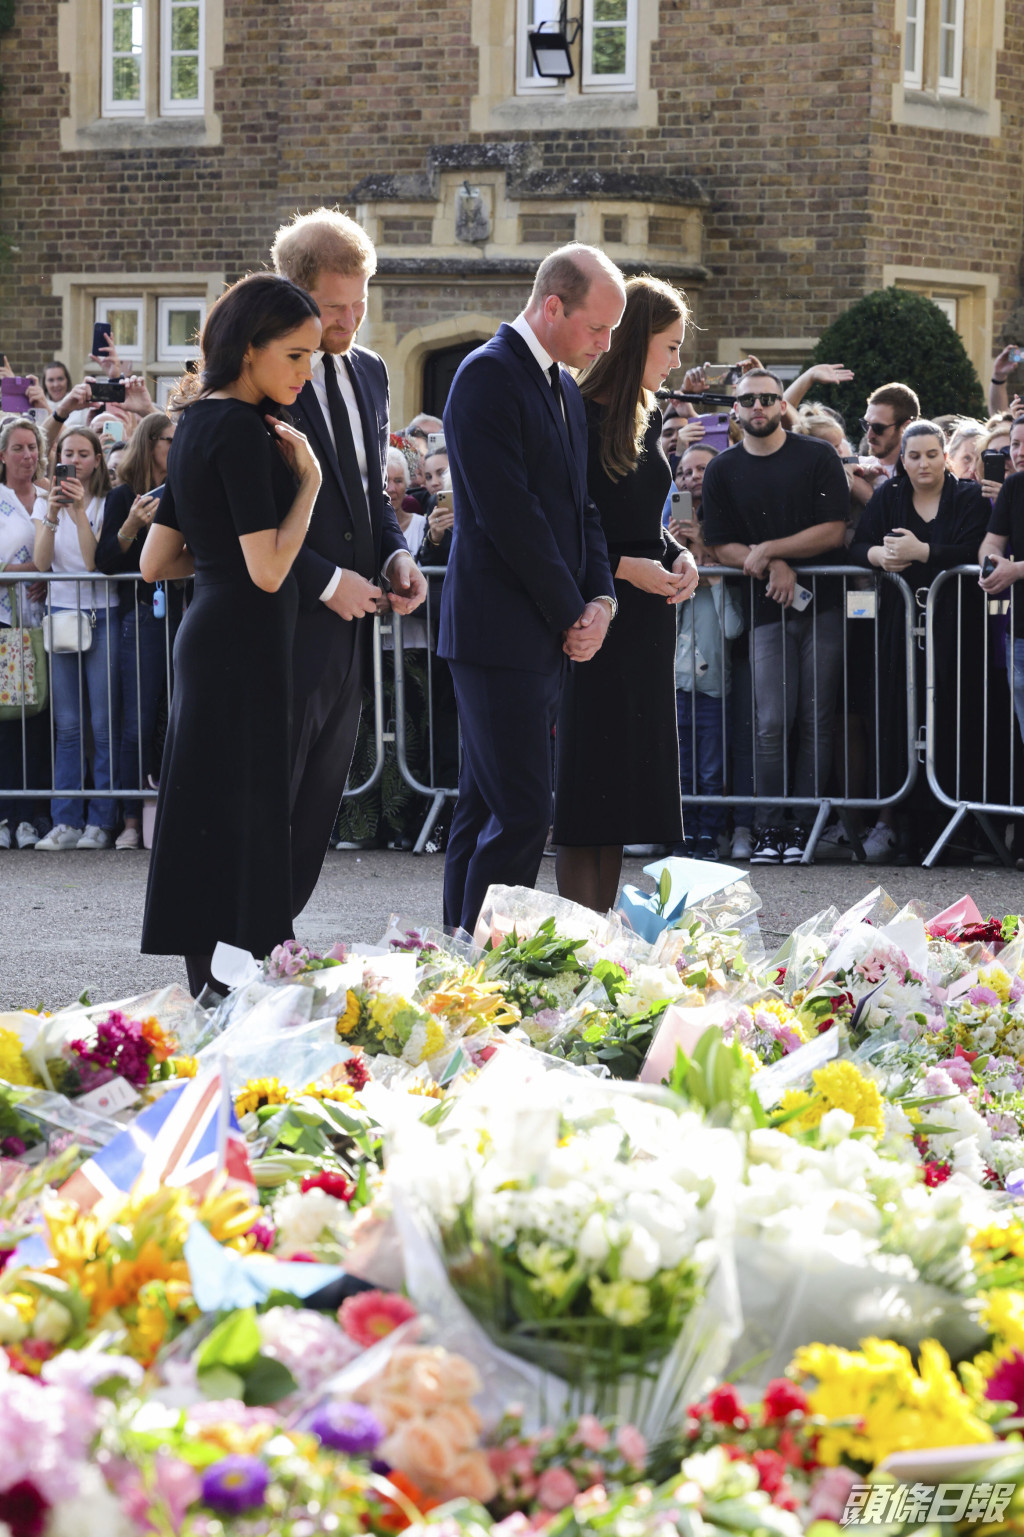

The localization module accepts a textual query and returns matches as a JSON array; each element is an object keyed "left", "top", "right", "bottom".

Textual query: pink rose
[
  {"left": 536, "top": 1466, "right": 581, "bottom": 1512},
  {"left": 450, "top": 1451, "right": 499, "bottom": 1504},
  {"left": 808, "top": 1465, "right": 859, "bottom": 1522},
  {"left": 615, "top": 1424, "right": 647, "bottom": 1467},
  {"left": 935, "top": 1055, "right": 974, "bottom": 1092},
  {"left": 430, "top": 1404, "right": 482, "bottom": 1452},
  {"left": 575, "top": 1414, "right": 610, "bottom": 1452},
  {"left": 382, "top": 1417, "right": 458, "bottom": 1490}
]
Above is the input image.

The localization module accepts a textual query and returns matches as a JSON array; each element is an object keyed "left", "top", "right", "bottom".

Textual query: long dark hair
[
  {"left": 116, "top": 412, "right": 173, "bottom": 495},
  {"left": 579, "top": 275, "right": 689, "bottom": 481},
  {"left": 173, "top": 273, "right": 320, "bottom": 408}
]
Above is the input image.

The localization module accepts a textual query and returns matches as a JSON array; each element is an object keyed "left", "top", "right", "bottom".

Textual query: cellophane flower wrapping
[
  {"left": 195, "top": 982, "right": 347, "bottom": 1093},
  {"left": 385, "top": 1047, "right": 740, "bottom": 1441}
]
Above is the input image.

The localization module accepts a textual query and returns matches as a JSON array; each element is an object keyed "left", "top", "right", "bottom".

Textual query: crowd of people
[{"left": 2, "top": 249, "right": 1024, "bottom": 923}]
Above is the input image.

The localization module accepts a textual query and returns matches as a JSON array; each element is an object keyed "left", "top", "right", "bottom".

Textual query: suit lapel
[
  {"left": 295, "top": 379, "right": 344, "bottom": 498},
  {"left": 502, "top": 329, "right": 579, "bottom": 489},
  {"left": 343, "top": 351, "right": 384, "bottom": 533}
]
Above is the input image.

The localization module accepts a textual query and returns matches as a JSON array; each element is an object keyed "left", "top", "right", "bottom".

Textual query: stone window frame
[
  {"left": 513, "top": 0, "right": 639, "bottom": 96},
  {"left": 881, "top": 265, "right": 999, "bottom": 385},
  {"left": 472, "top": 0, "right": 657, "bottom": 130},
  {"left": 892, "top": 0, "right": 1002, "bottom": 137},
  {"left": 58, "top": 0, "right": 223, "bottom": 151},
  {"left": 50, "top": 270, "right": 224, "bottom": 398}
]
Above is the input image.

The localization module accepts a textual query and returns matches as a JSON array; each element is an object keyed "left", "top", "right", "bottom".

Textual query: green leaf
[
  {"left": 242, "top": 1354, "right": 298, "bottom": 1406},
  {"left": 198, "top": 1364, "right": 246, "bottom": 1401},
  {"left": 196, "top": 1306, "right": 261, "bottom": 1372}
]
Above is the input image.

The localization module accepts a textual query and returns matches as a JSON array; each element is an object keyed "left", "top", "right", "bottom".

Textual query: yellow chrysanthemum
[
  {"left": 982, "top": 965, "right": 1013, "bottom": 1003},
  {"left": 981, "top": 1288, "right": 1024, "bottom": 1354},
  {"left": 779, "top": 1059, "right": 884, "bottom": 1136},
  {"left": 337, "top": 989, "right": 362, "bottom": 1037},
  {"left": 168, "top": 1055, "right": 198, "bottom": 1078},
  {"left": 234, "top": 1076, "right": 289, "bottom": 1118},
  {"left": 0, "top": 1025, "right": 36, "bottom": 1087},
  {"left": 792, "top": 1336, "right": 993, "bottom": 1466},
  {"left": 368, "top": 994, "right": 408, "bottom": 1040},
  {"left": 303, "top": 1081, "right": 357, "bottom": 1106}
]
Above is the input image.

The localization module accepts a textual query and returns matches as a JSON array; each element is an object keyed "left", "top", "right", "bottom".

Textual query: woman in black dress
[
  {"left": 849, "top": 420, "right": 988, "bottom": 860},
  {"left": 139, "top": 274, "right": 322, "bottom": 997},
  {"left": 554, "top": 276, "right": 698, "bottom": 912}
]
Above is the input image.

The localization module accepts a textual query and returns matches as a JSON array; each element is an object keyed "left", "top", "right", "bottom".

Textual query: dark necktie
[
  {"left": 322, "top": 354, "right": 376, "bottom": 579},
  {"left": 548, "top": 361, "right": 563, "bottom": 416}
]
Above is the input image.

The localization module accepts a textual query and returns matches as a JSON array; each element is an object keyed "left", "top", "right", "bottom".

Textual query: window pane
[
  {"left": 103, "top": 308, "right": 140, "bottom": 349},
  {"left": 590, "top": 26, "right": 626, "bottom": 75},
  {"left": 167, "top": 308, "right": 201, "bottom": 348},
  {"left": 171, "top": 4, "right": 200, "bottom": 50},
  {"left": 940, "top": 31, "right": 955, "bottom": 77},
  {"left": 170, "top": 55, "right": 200, "bottom": 100},
  {"left": 593, "top": 0, "right": 627, "bottom": 18},
  {"left": 940, "top": 0, "right": 956, "bottom": 22},
  {"left": 112, "top": 8, "right": 136, "bottom": 51},
  {"left": 111, "top": 57, "right": 141, "bottom": 101}
]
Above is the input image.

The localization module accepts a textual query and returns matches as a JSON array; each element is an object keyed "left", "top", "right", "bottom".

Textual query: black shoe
[
  {"left": 750, "top": 826, "right": 785, "bottom": 864},
  {"left": 387, "top": 835, "right": 415, "bottom": 851},
  {"left": 694, "top": 833, "right": 720, "bottom": 861},
  {"left": 783, "top": 827, "right": 809, "bottom": 864}
]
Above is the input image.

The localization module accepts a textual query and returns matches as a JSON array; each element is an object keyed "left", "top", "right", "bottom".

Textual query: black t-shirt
[
  {"left": 987, "top": 473, "right": 1024, "bottom": 637},
  {"left": 701, "top": 432, "right": 849, "bottom": 626}
]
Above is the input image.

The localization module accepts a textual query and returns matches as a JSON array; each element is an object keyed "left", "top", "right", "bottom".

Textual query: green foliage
[
  {"left": 196, "top": 1305, "right": 298, "bottom": 1407},
  {"left": 809, "top": 287, "right": 986, "bottom": 428}
]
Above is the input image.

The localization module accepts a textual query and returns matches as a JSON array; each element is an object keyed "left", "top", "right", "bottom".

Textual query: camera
[{"left": 90, "top": 378, "right": 126, "bottom": 403}]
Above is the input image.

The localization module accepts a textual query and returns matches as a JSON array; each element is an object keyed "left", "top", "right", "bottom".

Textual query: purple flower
[
  {"left": 1, "top": 1136, "right": 26, "bottom": 1157},
  {"left": 969, "top": 985, "right": 1001, "bottom": 1008},
  {"left": 308, "top": 1399, "right": 385, "bottom": 1455},
  {"left": 267, "top": 939, "right": 313, "bottom": 978},
  {"left": 986, "top": 1349, "right": 1024, "bottom": 1414},
  {"left": 200, "top": 1455, "right": 269, "bottom": 1514}
]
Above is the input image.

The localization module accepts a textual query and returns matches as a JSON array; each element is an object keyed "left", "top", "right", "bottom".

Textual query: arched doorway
[{"left": 422, "top": 341, "right": 481, "bottom": 418}]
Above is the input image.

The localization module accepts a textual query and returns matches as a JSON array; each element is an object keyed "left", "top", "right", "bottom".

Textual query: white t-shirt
[
  {"left": 31, "top": 494, "right": 112, "bottom": 610},
  {"left": 0, "top": 485, "right": 46, "bottom": 627}
]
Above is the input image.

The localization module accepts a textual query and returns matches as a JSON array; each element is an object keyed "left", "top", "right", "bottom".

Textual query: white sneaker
[
  {"left": 863, "top": 822, "right": 896, "bottom": 863},
  {"left": 115, "top": 826, "right": 141, "bottom": 850},
  {"left": 77, "top": 824, "right": 113, "bottom": 850},
  {"left": 0, "top": 821, "right": 10, "bottom": 850},
  {"left": 730, "top": 826, "right": 753, "bottom": 861},
  {"left": 36, "top": 823, "right": 83, "bottom": 851},
  {"left": 15, "top": 821, "right": 38, "bottom": 849}
]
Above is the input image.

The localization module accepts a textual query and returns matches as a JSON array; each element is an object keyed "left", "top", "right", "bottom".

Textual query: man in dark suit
[
  {"left": 271, "top": 209, "right": 426, "bottom": 914},
  {"left": 440, "top": 244, "right": 626, "bottom": 933}
]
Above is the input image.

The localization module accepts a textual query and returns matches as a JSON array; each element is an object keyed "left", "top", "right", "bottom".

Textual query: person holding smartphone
[
  {"left": 95, "top": 412, "right": 179, "bottom": 849},
  {"left": 0, "top": 416, "right": 50, "bottom": 850},
  {"left": 979, "top": 424, "right": 1024, "bottom": 832},
  {"left": 31, "top": 426, "right": 119, "bottom": 851}
]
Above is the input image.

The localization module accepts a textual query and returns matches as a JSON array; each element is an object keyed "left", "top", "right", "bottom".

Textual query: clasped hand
[
  {"left": 563, "top": 600, "right": 610, "bottom": 661},
  {"left": 880, "top": 527, "right": 927, "bottom": 571}
]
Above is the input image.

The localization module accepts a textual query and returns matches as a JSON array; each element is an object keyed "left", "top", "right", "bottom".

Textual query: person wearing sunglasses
[
  {"left": 859, "top": 383, "right": 920, "bottom": 474},
  {"left": 700, "top": 370, "right": 848, "bottom": 866}
]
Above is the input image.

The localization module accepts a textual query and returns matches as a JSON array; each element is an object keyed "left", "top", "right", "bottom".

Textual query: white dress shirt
[{"left": 509, "top": 313, "right": 565, "bottom": 420}]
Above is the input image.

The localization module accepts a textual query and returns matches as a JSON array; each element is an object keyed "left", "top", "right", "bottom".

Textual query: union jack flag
[{"left": 59, "top": 1064, "right": 254, "bottom": 1213}]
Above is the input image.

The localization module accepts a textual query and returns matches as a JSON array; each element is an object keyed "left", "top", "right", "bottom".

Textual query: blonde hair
[
  {"left": 0, "top": 415, "right": 46, "bottom": 482},
  {"left": 115, "top": 413, "right": 173, "bottom": 496},
  {"left": 271, "top": 207, "right": 377, "bottom": 289},
  {"left": 791, "top": 404, "right": 844, "bottom": 443},
  {"left": 945, "top": 417, "right": 986, "bottom": 461}
]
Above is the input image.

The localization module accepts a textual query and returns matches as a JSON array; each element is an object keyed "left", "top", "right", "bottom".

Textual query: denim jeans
[
  {"left": 1008, "top": 636, "right": 1024, "bottom": 748},
  {"left": 677, "top": 689, "right": 728, "bottom": 840},
  {"left": 119, "top": 602, "right": 175, "bottom": 793},
  {"left": 750, "top": 607, "right": 844, "bottom": 830},
  {"left": 50, "top": 607, "right": 121, "bottom": 829}
]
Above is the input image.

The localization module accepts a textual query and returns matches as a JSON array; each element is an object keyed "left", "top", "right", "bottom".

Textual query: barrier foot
[
  {"left": 922, "top": 804, "right": 967, "bottom": 868},
  {"left": 412, "top": 791, "right": 447, "bottom": 856},
  {"left": 802, "top": 801, "right": 832, "bottom": 864},
  {"left": 973, "top": 810, "right": 1014, "bottom": 869}
]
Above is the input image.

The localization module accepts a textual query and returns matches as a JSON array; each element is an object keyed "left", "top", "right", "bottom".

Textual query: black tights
[
  {"left": 554, "top": 844, "right": 623, "bottom": 915},
  {"left": 184, "top": 953, "right": 217, "bottom": 999}
]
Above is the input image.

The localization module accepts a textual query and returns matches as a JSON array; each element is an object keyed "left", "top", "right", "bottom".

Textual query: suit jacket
[
  {"left": 439, "top": 323, "right": 613, "bottom": 674},
  {"left": 289, "top": 344, "right": 407, "bottom": 694}
]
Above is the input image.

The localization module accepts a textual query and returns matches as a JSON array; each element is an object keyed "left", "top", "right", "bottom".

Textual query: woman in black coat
[
  {"left": 553, "top": 276, "right": 698, "bottom": 912},
  {"left": 849, "top": 420, "right": 989, "bottom": 859},
  {"left": 139, "top": 274, "right": 322, "bottom": 998}
]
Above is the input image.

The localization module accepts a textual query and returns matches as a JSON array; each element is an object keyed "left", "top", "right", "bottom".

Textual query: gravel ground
[{"left": 1, "top": 845, "right": 1020, "bottom": 1010}]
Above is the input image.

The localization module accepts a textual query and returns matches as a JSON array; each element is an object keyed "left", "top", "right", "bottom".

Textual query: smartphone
[
  {"left": 840, "top": 455, "right": 859, "bottom": 464},
  {"left": 1009, "top": 347, "right": 1024, "bottom": 366},
  {"left": 791, "top": 584, "right": 814, "bottom": 612},
  {"left": 982, "top": 450, "right": 1008, "bottom": 485},
  {"left": 90, "top": 378, "right": 126, "bottom": 403},
  {"left": 982, "top": 554, "right": 999, "bottom": 579},
  {"left": 434, "top": 490, "right": 453, "bottom": 514},
  {"left": 670, "top": 489, "right": 694, "bottom": 521},
  {"left": 103, "top": 419, "right": 126, "bottom": 442},
  {"left": 91, "top": 321, "right": 113, "bottom": 359},
  {"left": 54, "top": 464, "right": 77, "bottom": 502},
  {"left": 0, "top": 376, "right": 32, "bottom": 414},
  {"left": 694, "top": 412, "right": 732, "bottom": 452}
]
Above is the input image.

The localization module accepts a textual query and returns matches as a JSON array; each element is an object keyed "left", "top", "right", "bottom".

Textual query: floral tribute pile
[{"left": 5, "top": 875, "right": 1024, "bottom": 1534}]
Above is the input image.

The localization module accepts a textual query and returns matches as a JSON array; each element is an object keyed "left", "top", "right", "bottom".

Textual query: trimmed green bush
[{"left": 807, "top": 287, "right": 986, "bottom": 429}]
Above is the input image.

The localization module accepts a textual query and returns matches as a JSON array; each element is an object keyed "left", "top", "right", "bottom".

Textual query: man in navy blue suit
[
  {"left": 272, "top": 209, "right": 427, "bottom": 914},
  {"left": 440, "top": 244, "right": 626, "bottom": 933}
]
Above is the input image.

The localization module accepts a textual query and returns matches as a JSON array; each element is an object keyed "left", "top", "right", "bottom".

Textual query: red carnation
[
  {"left": 0, "top": 1480, "right": 50, "bottom": 1537},
  {"left": 301, "top": 1170, "right": 355, "bottom": 1202},
  {"left": 344, "top": 1052, "right": 370, "bottom": 1091},
  {"left": 707, "top": 1383, "right": 749, "bottom": 1428},
  {"left": 762, "top": 1377, "right": 809, "bottom": 1423},
  {"left": 923, "top": 1160, "right": 951, "bottom": 1187},
  {"left": 752, "top": 1448, "right": 789, "bottom": 1495}
]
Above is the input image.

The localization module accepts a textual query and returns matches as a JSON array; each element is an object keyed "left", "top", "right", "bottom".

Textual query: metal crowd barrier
[
  {"left": 675, "top": 564, "right": 917, "bottom": 862},
  {"left": 391, "top": 566, "right": 460, "bottom": 852},
  {"left": 923, "top": 566, "right": 1021, "bottom": 869}
]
